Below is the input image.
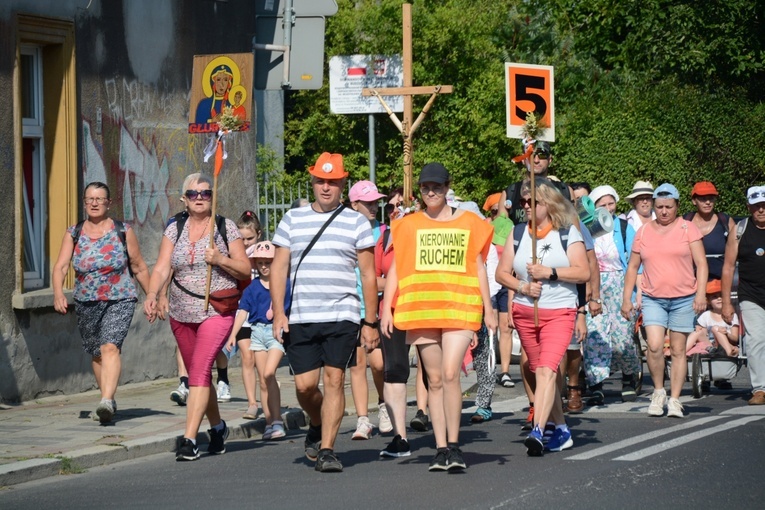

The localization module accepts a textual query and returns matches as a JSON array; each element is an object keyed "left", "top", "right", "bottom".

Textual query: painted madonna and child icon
[{"left": 188, "top": 53, "right": 253, "bottom": 134}]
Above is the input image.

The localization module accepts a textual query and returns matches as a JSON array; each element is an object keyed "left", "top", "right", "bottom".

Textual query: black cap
[
  {"left": 418, "top": 163, "right": 450, "bottom": 185},
  {"left": 534, "top": 141, "right": 551, "bottom": 155}
]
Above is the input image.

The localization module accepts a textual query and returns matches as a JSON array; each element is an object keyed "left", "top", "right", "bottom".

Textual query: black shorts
[
  {"left": 284, "top": 321, "right": 359, "bottom": 375},
  {"left": 492, "top": 287, "right": 509, "bottom": 313}
]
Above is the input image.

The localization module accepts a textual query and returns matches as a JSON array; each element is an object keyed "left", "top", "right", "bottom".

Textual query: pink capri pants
[
  {"left": 512, "top": 303, "right": 576, "bottom": 372},
  {"left": 170, "top": 314, "right": 234, "bottom": 387}
]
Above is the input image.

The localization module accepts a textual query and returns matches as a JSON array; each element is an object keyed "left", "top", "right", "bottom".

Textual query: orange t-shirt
[
  {"left": 633, "top": 219, "right": 703, "bottom": 298},
  {"left": 391, "top": 211, "right": 493, "bottom": 331}
]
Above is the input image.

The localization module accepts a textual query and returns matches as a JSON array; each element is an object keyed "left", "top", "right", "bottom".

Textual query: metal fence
[{"left": 257, "top": 179, "right": 388, "bottom": 239}]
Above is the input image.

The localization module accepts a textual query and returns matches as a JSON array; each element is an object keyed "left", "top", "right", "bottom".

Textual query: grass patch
[{"left": 58, "top": 457, "right": 85, "bottom": 475}]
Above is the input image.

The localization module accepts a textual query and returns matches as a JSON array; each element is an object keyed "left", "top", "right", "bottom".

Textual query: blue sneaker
[
  {"left": 542, "top": 422, "right": 555, "bottom": 444},
  {"left": 524, "top": 426, "right": 544, "bottom": 456},
  {"left": 545, "top": 427, "right": 573, "bottom": 452}
]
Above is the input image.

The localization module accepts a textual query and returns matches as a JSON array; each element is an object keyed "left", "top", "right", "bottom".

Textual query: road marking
[
  {"left": 613, "top": 415, "right": 764, "bottom": 461},
  {"left": 565, "top": 415, "right": 727, "bottom": 461}
]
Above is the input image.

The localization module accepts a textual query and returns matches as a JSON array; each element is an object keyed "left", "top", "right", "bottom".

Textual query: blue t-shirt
[{"left": 237, "top": 278, "right": 291, "bottom": 325}]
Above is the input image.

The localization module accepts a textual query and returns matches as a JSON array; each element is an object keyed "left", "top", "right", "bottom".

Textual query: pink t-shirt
[{"left": 633, "top": 219, "right": 702, "bottom": 298}]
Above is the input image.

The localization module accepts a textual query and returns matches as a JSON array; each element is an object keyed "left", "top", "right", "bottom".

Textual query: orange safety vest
[{"left": 391, "top": 211, "right": 493, "bottom": 331}]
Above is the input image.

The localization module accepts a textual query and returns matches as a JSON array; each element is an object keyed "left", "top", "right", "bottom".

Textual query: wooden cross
[{"left": 361, "top": 3, "right": 452, "bottom": 206}]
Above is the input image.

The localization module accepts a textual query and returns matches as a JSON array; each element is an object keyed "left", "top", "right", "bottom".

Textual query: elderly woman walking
[
  {"left": 52, "top": 182, "right": 150, "bottom": 423},
  {"left": 144, "top": 173, "right": 250, "bottom": 460},
  {"left": 583, "top": 185, "right": 641, "bottom": 403},
  {"left": 622, "top": 183, "right": 708, "bottom": 418}
]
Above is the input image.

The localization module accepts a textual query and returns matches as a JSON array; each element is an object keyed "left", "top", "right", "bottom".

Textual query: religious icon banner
[{"left": 189, "top": 53, "right": 254, "bottom": 133}]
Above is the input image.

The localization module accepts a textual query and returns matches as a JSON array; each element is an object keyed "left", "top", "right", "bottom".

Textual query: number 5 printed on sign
[{"left": 505, "top": 63, "right": 555, "bottom": 141}]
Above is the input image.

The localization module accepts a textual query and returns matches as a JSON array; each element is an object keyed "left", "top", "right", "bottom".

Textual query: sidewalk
[{"left": 0, "top": 364, "right": 481, "bottom": 486}]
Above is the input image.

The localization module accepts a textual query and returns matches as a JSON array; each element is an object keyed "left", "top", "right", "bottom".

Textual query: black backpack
[
  {"left": 71, "top": 219, "right": 133, "bottom": 277},
  {"left": 682, "top": 211, "right": 730, "bottom": 237},
  {"left": 173, "top": 211, "right": 229, "bottom": 250},
  {"left": 512, "top": 223, "right": 570, "bottom": 252}
]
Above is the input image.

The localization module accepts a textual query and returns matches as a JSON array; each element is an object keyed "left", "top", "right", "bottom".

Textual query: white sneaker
[
  {"left": 666, "top": 397, "right": 685, "bottom": 418},
  {"left": 216, "top": 381, "right": 231, "bottom": 402},
  {"left": 170, "top": 383, "right": 188, "bottom": 406},
  {"left": 647, "top": 389, "right": 667, "bottom": 416},
  {"left": 378, "top": 403, "right": 393, "bottom": 433},
  {"left": 352, "top": 416, "right": 374, "bottom": 440}
]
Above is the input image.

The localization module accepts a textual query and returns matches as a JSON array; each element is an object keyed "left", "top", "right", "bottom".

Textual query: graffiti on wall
[{"left": 83, "top": 117, "right": 171, "bottom": 224}]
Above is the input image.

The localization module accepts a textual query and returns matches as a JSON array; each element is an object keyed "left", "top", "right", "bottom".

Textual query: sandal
[{"left": 471, "top": 407, "right": 492, "bottom": 423}]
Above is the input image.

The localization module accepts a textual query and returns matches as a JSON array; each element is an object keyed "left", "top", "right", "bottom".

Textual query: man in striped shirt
[{"left": 270, "top": 152, "right": 380, "bottom": 473}]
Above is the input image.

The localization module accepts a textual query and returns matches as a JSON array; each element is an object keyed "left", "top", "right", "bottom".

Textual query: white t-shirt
[
  {"left": 512, "top": 224, "right": 583, "bottom": 309},
  {"left": 272, "top": 205, "right": 374, "bottom": 324},
  {"left": 696, "top": 310, "right": 739, "bottom": 343}
]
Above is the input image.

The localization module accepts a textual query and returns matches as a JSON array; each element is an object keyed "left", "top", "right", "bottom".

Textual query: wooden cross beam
[{"left": 362, "top": 3, "right": 453, "bottom": 207}]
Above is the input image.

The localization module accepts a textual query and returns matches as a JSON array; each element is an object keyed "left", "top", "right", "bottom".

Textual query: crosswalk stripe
[
  {"left": 613, "top": 415, "right": 764, "bottom": 461},
  {"left": 565, "top": 415, "right": 727, "bottom": 461}
]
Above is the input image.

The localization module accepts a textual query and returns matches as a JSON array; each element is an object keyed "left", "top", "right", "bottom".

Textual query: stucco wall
[{"left": 1, "top": 0, "right": 260, "bottom": 402}]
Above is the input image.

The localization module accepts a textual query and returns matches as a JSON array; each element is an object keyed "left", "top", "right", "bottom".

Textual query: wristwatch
[
  {"left": 360, "top": 319, "right": 379, "bottom": 328},
  {"left": 589, "top": 298, "right": 602, "bottom": 305},
  {"left": 549, "top": 267, "right": 558, "bottom": 281}
]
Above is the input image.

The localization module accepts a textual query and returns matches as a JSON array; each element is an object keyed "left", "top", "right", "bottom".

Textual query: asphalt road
[{"left": 2, "top": 377, "right": 764, "bottom": 510}]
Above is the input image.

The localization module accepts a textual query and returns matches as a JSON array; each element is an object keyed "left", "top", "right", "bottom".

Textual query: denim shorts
[
  {"left": 249, "top": 323, "right": 285, "bottom": 354},
  {"left": 641, "top": 294, "right": 695, "bottom": 333}
]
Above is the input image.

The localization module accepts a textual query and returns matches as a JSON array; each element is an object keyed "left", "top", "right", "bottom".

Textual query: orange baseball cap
[
  {"left": 692, "top": 181, "right": 718, "bottom": 197},
  {"left": 483, "top": 193, "right": 501, "bottom": 211},
  {"left": 706, "top": 279, "right": 722, "bottom": 295},
  {"left": 308, "top": 152, "right": 348, "bottom": 179}
]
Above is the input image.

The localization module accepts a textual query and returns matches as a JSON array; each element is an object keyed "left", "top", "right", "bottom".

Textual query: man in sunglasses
[
  {"left": 498, "top": 141, "right": 572, "bottom": 225},
  {"left": 722, "top": 185, "right": 765, "bottom": 405}
]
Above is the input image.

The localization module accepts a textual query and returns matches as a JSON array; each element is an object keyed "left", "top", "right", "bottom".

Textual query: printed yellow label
[{"left": 415, "top": 228, "right": 470, "bottom": 273}]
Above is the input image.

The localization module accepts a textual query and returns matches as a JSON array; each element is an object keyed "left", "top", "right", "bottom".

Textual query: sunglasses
[
  {"left": 519, "top": 198, "right": 544, "bottom": 208},
  {"left": 185, "top": 189, "right": 213, "bottom": 201},
  {"left": 385, "top": 201, "right": 403, "bottom": 214},
  {"left": 694, "top": 195, "right": 717, "bottom": 202},
  {"left": 533, "top": 150, "right": 550, "bottom": 160}
]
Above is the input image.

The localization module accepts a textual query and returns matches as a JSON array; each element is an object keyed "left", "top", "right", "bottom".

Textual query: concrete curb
[{"left": 0, "top": 408, "right": 306, "bottom": 487}]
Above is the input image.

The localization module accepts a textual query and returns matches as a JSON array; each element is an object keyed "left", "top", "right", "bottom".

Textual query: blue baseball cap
[{"left": 653, "top": 183, "right": 680, "bottom": 200}]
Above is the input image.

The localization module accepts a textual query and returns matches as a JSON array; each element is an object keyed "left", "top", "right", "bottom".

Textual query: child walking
[
  {"left": 233, "top": 211, "right": 263, "bottom": 419},
  {"left": 227, "top": 241, "right": 290, "bottom": 439}
]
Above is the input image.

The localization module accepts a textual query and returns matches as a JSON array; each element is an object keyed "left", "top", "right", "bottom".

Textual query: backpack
[
  {"left": 616, "top": 217, "right": 629, "bottom": 256},
  {"left": 71, "top": 219, "right": 133, "bottom": 277},
  {"left": 512, "top": 223, "right": 569, "bottom": 252},
  {"left": 173, "top": 211, "right": 229, "bottom": 249},
  {"left": 682, "top": 211, "right": 730, "bottom": 237},
  {"left": 736, "top": 218, "right": 749, "bottom": 241}
]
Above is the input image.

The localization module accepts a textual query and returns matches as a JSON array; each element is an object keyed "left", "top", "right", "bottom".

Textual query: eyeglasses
[
  {"left": 185, "top": 189, "right": 213, "bottom": 201},
  {"left": 634, "top": 196, "right": 653, "bottom": 202},
  {"left": 533, "top": 150, "right": 550, "bottom": 160},
  {"left": 420, "top": 184, "right": 445, "bottom": 195},
  {"left": 84, "top": 197, "right": 109, "bottom": 205}
]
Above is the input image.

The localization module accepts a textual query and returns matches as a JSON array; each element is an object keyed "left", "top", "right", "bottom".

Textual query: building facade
[{"left": 0, "top": 0, "right": 268, "bottom": 402}]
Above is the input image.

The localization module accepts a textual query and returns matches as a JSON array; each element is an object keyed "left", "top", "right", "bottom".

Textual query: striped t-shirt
[{"left": 272, "top": 204, "right": 374, "bottom": 324}]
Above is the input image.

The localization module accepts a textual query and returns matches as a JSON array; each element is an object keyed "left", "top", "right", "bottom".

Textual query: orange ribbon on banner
[{"left": 512, "top": 142, "right": 534, "bottom": 163}]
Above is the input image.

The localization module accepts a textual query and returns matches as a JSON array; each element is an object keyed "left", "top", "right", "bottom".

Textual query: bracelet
[
  {"left": 517, "top": 280, "right": 528, "bottom": 295},
  {"left": 360, "top": 319, "right": 379, "bottom": 328},
  {"left": 146, "top": 291, "right": 157, "bottom": 299},
  {"left": 577, "top": 310, "right": 587, "bottom": 315}
]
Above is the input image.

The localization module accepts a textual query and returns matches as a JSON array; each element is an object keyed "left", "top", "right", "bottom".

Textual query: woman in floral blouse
[{"left": 52, "top": 182, "right": 150, "bottom": 424}]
